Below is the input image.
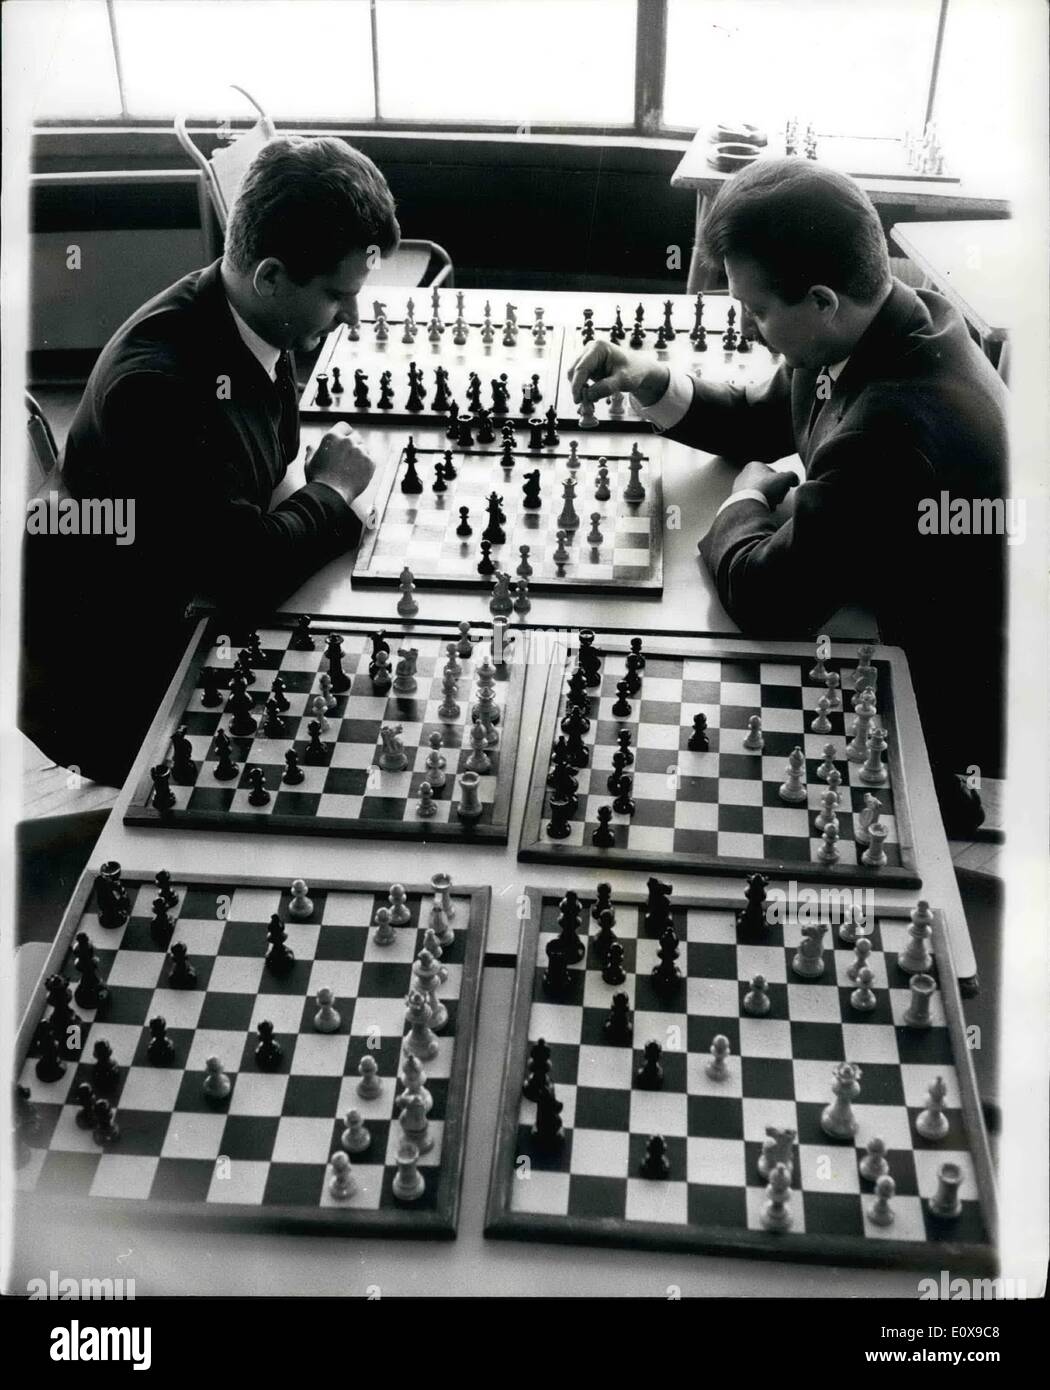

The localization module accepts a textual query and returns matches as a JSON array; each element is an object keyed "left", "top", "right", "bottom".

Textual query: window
[
  {"left": 374, "top": 0, "right": 636, "bottom": 125},
  {"left": 663, "top": 0, "right": 942, "bottom": 139},
  {"left": 11, "top": 0, "right": 122, "bottom": 120}
]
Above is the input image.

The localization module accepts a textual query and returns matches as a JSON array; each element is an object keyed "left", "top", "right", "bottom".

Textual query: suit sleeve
[
  {"left": 698, "top": 429, "right": 935, "bottom": 634},
  {"left": 660, "top": 361, "right": 798, "bottom": 463},
  {"left": 100, "top": 371, "right": 361, "bottom": 611}
]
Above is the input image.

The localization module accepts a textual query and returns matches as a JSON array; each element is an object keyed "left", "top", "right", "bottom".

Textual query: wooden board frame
[
  {"left": 16, "top": 870, "right": 490, "bottom": 1240},
  {"left": 518, "top": 638, "right": 921, "bottom": 889},
  {"left": 124, "top": 613, "right": 526, "bottom": 846},
  {"left": 484, "top": 885, "right": 998, "bottom": 1271}
]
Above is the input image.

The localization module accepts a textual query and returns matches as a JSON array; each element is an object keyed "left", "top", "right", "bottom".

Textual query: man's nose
[{"left": 335, "top": 299, "right": 359, "bottom": 329}]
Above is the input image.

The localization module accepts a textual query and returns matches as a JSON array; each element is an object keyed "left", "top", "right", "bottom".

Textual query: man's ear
[
  {"left": 808, "top": 284, "right": 840, "bottom": 317},
  {"left": 252, "top": 258, "right": 287, "bottom": 299}
]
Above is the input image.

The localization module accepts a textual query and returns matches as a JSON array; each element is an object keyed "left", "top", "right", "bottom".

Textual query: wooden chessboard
[
  {"left": 16, "top": 868, "right": 489, "bottom": 1236},
  {"left": 484, "top": 881, "right": 997, "bottom": 1270}
]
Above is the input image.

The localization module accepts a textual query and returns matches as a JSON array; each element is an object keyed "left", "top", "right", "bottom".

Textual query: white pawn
[
  {"left": 424, "top": 732, "right": 447, "bottom": 789},
  {"left": 392, "top": 1139, "right": 425, "bottom": 1201},
  {"left": 416, "top": 781, "right": 437, "bottom": 818},
  {"left": 314, "top": 987, "right": 341, "bottom": 1033},
  {"left": 743, "top": 974, "right": 771, "bottom": 1016},
  {"left": 859, "top": 1135, "right": 889, "bottom": 1182},
  {"left": 288, "top": 878, "right": 314, "bottom": 920},
  {"left": 757, "top": 1126, "right": 796, "bottom": 1180},
  {"left": 760, "top": 1162, "right": 793, "bottom": 1232},
  {"left": 814, "top": 790, "right": 838, "bottom": 833},
  {"left": 372, "top": 905, "right": 396, "bottom": 946},
  {"left": 477, "top": 707, "right": 499, "bottom": 748},
  {"left": 847, "top": 934, "right": 873, "bottom": 981},
  {"left": 839, "top": 905, "right": 867, "bottom": 945},
  {"left": 916, "top": 1075, "right": 949, "bottom": 1140},
  {"left": 357, "top": 1054, "right": 382, "bottom": 1100},
  {"left": 421, "top": 926, "right": 444, "bottom": 961},
  {"left": 810, "top": 695, "right": 832, "bottom": 734},
  {"left": 825, "top": 766, "right": 843, "bottom": 804},
  {"left": 816, "top": 743, "right": 838, "bottom": 781},
  {"left": 396, "top": 567, "right": 418, "bottom": 617},
  {"left": 319, "top": 673, "right": 337, "bottom": 711},
  {"left": 824, "top": 670, "right": 842, "bottom": 709},
  {"left": 817, "top": 819, "right": 840, "bottom": 864},
  {"left": 456, "top": 622, "right": 474, "bottom": 658},
  {"left": 867, "top": 1174, "right": 895, "bottom": 1227},
  {"left": 743, "top": 714, "right": 764, "bottom": 751},
  {"left": 388, "top": 884, "right": 411, "bottom": 926},
  {"left": 513, "top": 577, "right": 532, "bottom": 614},
  {"left": 438, "top": 673, "right": 461, "bottom": 721},
  {"left": 899, "top": 900, "right": 934, "bottom": 974},
  {"left": 403, "top": 989, "right": 439, "bottom": 1061},
  {"left": 399, "top": 1053, "right": 434, "bottom": 1113},
  {"left": 412, "top": 949, "right": 448, "bottom": 1030},
  {"left": 443, "top": 642, "right": 462, "bottom": 678},
  {"left": 475, "top": 653, "right": 497, "bottom": 688},
  {"left": 397, "top": 1091, "right": 434, "bottom": 1154},
  {"left": 465, "top": 720, "right": 491, "bottom": 773},
  {"left": 341, "top": 1109, "right": 371, "bottom": 1154},
  {"left": 328, "top": 1150, "right": 357, "bottom": 1199},
  {"left": 202, "top": 1055, "right": 231, "bottom": 1101},
  {"left": 779, "top": 746, "right": 806, "bottom": 803},
  {"left": 850, "top": 964, "right": 877, "bottom": 1011},
  {"left": 809, "top": 646, "right": 828, "bottom": 682},
  {"left": 706, "top": 1034, "right": 731, "bottom": 1081},
  {"left": 310, "top": 694, "right": 329, "bottom": 733}
]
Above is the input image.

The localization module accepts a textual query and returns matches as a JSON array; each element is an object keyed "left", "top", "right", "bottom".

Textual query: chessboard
[
  {"left": 518, "top": 635, "right": 921, "bottom": 888},
  {"left": 300, "top": 288, "right": 565, "bottom": 426},
  {"left": 567, "top": 292, "right": 780, "bottom": 431},
  {"left": 352, "top": 432, "right": 664, "bottom": 597},
  {"left": 484, "top": 881, "right": 997, "bottom": 1270},
  {"left": 124, "top": 615, "right": 525, "bottom": 844},
  {"left": 15, "top": 868, "right": 488, "bottom": 1236}
]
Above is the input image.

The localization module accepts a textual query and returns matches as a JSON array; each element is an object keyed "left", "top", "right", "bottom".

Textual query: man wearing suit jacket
[
  {"left": 22, "top": 136, "right": 400, "bottom": 787},
  {"left": 568, "top": 159, "right": 1008, "bottom": 835}
]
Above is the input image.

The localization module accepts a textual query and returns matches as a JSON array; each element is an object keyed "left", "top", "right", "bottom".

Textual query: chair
[
  {"left": 175, "top": 85, "right": 453, "bottom": 287},
  {"left": 26, "top": 391, "right": 59, "bottom": 486}
]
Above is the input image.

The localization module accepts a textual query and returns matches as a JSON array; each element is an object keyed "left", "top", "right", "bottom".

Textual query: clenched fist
[
  {"left": 306, "top": 423, "right": 375, "bottom": 505},
  {"left": 566, "top": 340, "right": 670, "bottom": 408}
]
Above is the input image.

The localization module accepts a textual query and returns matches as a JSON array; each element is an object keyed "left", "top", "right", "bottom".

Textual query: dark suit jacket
[
  {"left": 21, "top": 260, "right": 360, "bottom": 785},
  {"left": 670, "top": 281, "right": 1008, "bottom": 780}
]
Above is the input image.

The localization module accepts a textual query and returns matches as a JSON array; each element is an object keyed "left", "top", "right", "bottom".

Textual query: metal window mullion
[{"left": 105, "top": 0, "right": 129, "bottom": 119}]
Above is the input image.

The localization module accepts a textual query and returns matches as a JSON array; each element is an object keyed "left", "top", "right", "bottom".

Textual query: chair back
[
  {"left": 25, "top": 392, "right": 60, "bottom": 492},
  {"left": 174, "top": 85, "right": 276, "bottom": 231}
]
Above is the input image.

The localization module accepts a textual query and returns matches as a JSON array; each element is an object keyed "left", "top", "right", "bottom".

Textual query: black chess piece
[
  {"left": 611, "top": 681, "right": 633, "bottom": 718},
  {"left": 150, "top": 763, "right": 177, "bottom": 811},
  {"left": 591, "top": 806, "right": 615, "bottom": 847},
  {"left": 95, "top": 861, "right": 131, "bottom": 929},
  {"left": 400, "top": 446, "right": 424, "bottom": 494},
  {"left": 270, "top": 675, "right": 290, "bottom": 713},
  {"left": 265, "top": 915, "right": 295, "bottom": 977},
  {"left": 545, "top": 796, "right": 573, "bottom": 840},
  {"left": 314, "top": 372, "right": 332, "bottom": 408},
  {"left": 155, "top": 869, "right": 179, "bottom": 909},
  {"left": 167, "top": 941, "right": 197, "bottom": 989},
  {"left": 643, "top": 877, "right": 674, "bottom": 936},
  {"left": 688, "top": 712, "right": 709, "bottom": 752},
  {"left": 151, "top": 897, "right": 175, "bottom": 947},
  {"left": 433, "top": 460, "right": 447, "bottom": 493},
  {"left": 73, "top": 948, "right": 106, "bottom": 1011},
  {"left": 604, "top": 992, "right": 633, "bottom": 1045},
  {"left": 147, "top": 1016, "right": 176, "bottom": 1066},
  {"left": 456, "top": 414, "right": 475, "bottom": 448},
  {"left": 92, "top": 1097, "right": 120, "bottom": 1146},
  {"left": 200, "top": 667, "right": 223, "bottom": 707},
  {"left": 247, "top": 766, "right": 271, "bottom": 807},
  {"left": 303, "top": 720, "right": 327, "bottom": 764},
  {"left": 737, "top": 872, "right": 771, "bottom": 931},
  {"left": 281, "top": 750, "right": 303, "bottom": 785},
  {"left": 641, "top": 1134, "right": 671, "bottom": 1180},
  {"left": 592, "top": 908, "right": 618, "bottom": 963},
  {"left": 456, "top": 506, "right": 472, "bottom": 538},
  {"left": 378, "top": 371, "right": 394, "bottom": 409},
  {"left": 213, "top": 730, "right": 240, "bottom": 782},
  {"left": 441, "top": 447, "right": 457, "bottom": 479},
  {"left": 616, "top": 728, "right": 634, "bottom": 766},
  {"left": 254, "top": 1020, "right": 283, "bottom": 1070},
  {"left": 521, "top": 471, "right": 541, "bottom": 510},
  {"left": 73, "top": 1081, "right": 96, "bottom": 1129},
  {"left": 557, "top": 894, "right": 586, "bottom": 963},
  {"left": 353, "top": 369, "right": 370, "bottom": 408},
  {"left": 92, "top": 1039, "right": 121, "bottom": 1094},
  {"left": 611, "top": 774, "right": 635, "bottom": 817},
  {"left": 527, "top": 417, "right": 545, "bottom": 450},
  {"left": 290, "top": 615, "right": 315, "bottom": 651},
  {"left": 635, "top": 1040, "right": 664, "bottom": 1090},
  {"left": 35, "top": 1030, "right": 66, "bottom": 1083},
  {"left": 330, "top": 366, "right": 343, "bottom": 395},
  {"left": 606, "top": 751, "right": 628, "bottom": 796},
  {"left": 651, "top": 926, "right": 682, "bottom": 995},
  {"left": 542, "top": 938, "right": 572, "bottom": 996},
  {"left": 476, "top": 408, "right": 495, "bottom": 444},
  {"left": 531, "top": 1085, "right": 564, "bottom": 1148},
  {"left": 522, "top": 1038, "right": 553, "bottom": 1101},
  {"left": 262, "top": 698, "right": 286, "bottom": 739},
  {"left": 602, "top": 940, "right": 627, "bottom": 986},
  {"left": 477, "top": 540, "right": 496, "bottom": 577}
]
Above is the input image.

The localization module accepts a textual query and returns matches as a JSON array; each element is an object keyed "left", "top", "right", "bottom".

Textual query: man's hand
[
  {"left": 305, "top": 423, "right": 375, "bottom": 505},
  {"left": 566, "top": 341, "right": 670, "bottom": 408},
  {"left": 730, "top": 460, "right": 798, "bottom": 508}
]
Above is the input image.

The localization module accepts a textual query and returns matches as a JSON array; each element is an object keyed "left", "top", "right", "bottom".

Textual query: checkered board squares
[
  {"left": 352, "top": 443, "right": 663, "bottom": 596},
  {"left": 518, "top": 643, "right": 920, "bottom": 888},
  {"left": 484, "top": 887, "right": 996, "bottom": 1269},
  {"left": 124, "top": 617, "right": 525, "bottom": 844},
  {"left": 17, "top": 872, "right": 488, "bottom": 1237},
  {"left": 301, "top": 295, "right": 565, "bottom": 425}
]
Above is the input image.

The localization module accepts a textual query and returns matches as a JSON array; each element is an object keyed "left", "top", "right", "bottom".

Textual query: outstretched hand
[{"left": 566, "top": 340, "right": 669, "bottom": 408}]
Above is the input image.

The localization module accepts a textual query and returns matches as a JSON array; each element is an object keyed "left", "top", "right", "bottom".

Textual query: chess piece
[
  {"left": 202, "top": 1055, "right": 232, "bottom": 1102},
  {"left": 288, "top": 878, "right": 314, "bottom": 920},
  {"left": 313, "top": 987, "right": 341, "bottom": 1033},
  {"left": 392, "top": 1139, "right": 426, "bottom": 1201},
  {"left": 859, "top": 1136, "right": 889, "bottom": 1183},
  {"left": 903, "top": 972, "right": 937, "bottom": 1028},
  {"left": 927, "top": 1162, "right": 963, "bottom": 1219},
  {"left": 791, "top": 923, "right": 827, "bottom": 978},
  {"left": 898, "top": 900, "right": 935, "bottom": 974},
  {"left": 328, "top": 1150, "right": 358, "bottom": 1199},
  {"left": 356, "top": 1055, "right": 382, "bottom": 1100},
  {"left": 757, "top": 1126, "right": 796, "bottom": 1180},
  {"left": 760, "top": 1163, "right": 793, "bottom": 1232},
  {"left": 820, "top": 1061, "right": 862, "bottom": 1139},
  {"left": 867, "top": 1174, "right": 896, "bottom": 1227}
]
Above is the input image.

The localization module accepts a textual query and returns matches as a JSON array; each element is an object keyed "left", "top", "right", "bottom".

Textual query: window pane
[
  {"left": 114, "top": 0, "right": 374, "bottom": 120},
  {"left": 664, "top": 0, "right": 939, "bottom": 139},
  {"left": 377, "top": 0, "right": 635, "bottom": 124},
  {"left": 10, "top": 0, "right": 122, "bottom": 119}
]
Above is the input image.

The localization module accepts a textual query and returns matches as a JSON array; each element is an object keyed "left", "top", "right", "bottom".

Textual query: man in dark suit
[
  {"left": 22, "top": 136, "right": 400, "bottom": 787},
  {"left": 568, "top": 159, "right": 1008, "bottom": 834}
]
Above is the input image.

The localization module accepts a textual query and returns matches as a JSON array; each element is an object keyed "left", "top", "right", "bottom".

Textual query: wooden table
[
  {"left": 890, "top": 220, "right": 1017, "bottom": 373},
  {"left": 670, "top": 134, "right": 1010, "bottom": 293},
  {"left": 12, "top": 288, "right": 985, "bottom": 1296}
]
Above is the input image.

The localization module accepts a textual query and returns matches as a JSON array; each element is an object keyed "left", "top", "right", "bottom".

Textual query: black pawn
[
  {"left": 304, "top": 721, "right": 327, "bottom": 764},
  {"left": 602, "top": 940, "right": 626, "bottom": 986},
  {"left": 611, "top": 682, "right": 633, "bottom": 719},
  {"left": 92, "top": 1039, "right": 121, "bottom": 1093},
  {"left": 284, "top": 750, "right": 304, "bottom": 785},
  {"left": 167, "top": 941, "right": 197, "bottom": 988},
  {"left": 593, "top": 908, "right": 618, "bottom": 963},
  {"left": 557, "top": 894, "right": 586, "bottom": 962},
  {"left": 641, "top": 1134, "right": 671, "bottom": 1180},
  {"left": 616, "top": 728, "right": 634, "bottom": 766},
  {"left": 150, "top": 897, "right": 175, "bottom": 947},
  {"left": 611, "top": 774, "right": 635, "bottom": 817},
  {"left": 456, "top": 506, "right": 473, "bottom": 538},
  {"left": 290, "top": 615, "right": 315, "bottom": 651},
  {"left": 531, "top": 1086, "right": 564, "bottom": 1148},
  {"left": 213, "top": 731, "right": 239, "bottom": 782},
  {"left": 155, "top": 870, "right": 179, "bottom": 909},
  {"left": 147, "top": 1016, "right": 175, "bottom": 1066},
  {"left": 591, "top": 883, "right": 613, "bottom": 922},
  {"left": 522, "top": 1038, "right": 553, "bottom": 1101},
  {"left": 737, "top": 872, "right": 770, "bottom": 931},
  {"left": 688, "top": 712, "right": 709, "bottom": 751},
  {"left": 591, "top": 805, "right": 615, "bottom": 847},
  {"left": 73, "top": 951, "right": 105, "bottom": 1011},
  {"left": 635, "top": 1040, "right": 664, "bottom": 1089},
  {"left": 270, "top": 676, "right": 290, "bottom": 713},
  {"left": 254, "top": 1020, "right": 283, "bottom": 1071},
  {"left": 73, "top": 1081, "right": 96, "bottom": 1128},
  {"left": 92, "top": 1097, "right": 120, "bottom": 1146},
  {"left": 433, "top": 460, "right": 447, "bottom": 493},
  {"left": 606, "top": 751, "right": 628, "bottom": 796},
  {"left": 603, "top": 992, "right": 633, "bottom": 1044},
  {"left": 35, "top": 1030, "right": 66, "bottom": 1083},
  {"left": 170, "top": 726, "right": 196, "bottom": 785},
  {"left": 247, "top": 766, "right": 271, "bottom": 807},
  {"left": 477, "top": 540, "right": 496, "bottom": 576},
  {"left": 200, "top": 667, "right": 223, "bottom": 707},
  {"left": 265, "top": 915, "right": 295, "bottom": 977}
]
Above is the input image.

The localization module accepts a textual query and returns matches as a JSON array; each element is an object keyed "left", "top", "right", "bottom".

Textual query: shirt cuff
[
  {"left": 629, "top": 370, "right": 694, "bottom": 430},
  {"left": 716, "top": 488, "right": 771, "bottom": 518}
]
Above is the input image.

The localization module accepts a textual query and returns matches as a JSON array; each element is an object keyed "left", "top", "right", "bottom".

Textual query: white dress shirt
[{"left": 227, "top": 298, "right": 282, "bottom": 381}]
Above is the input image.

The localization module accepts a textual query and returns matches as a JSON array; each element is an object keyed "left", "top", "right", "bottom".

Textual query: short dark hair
[
  {"left": 225, "top": 136, "right": 400, "bottom": 282},
  {"left": 699, "top": 158, "right": 890, "bottom": 304}
]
